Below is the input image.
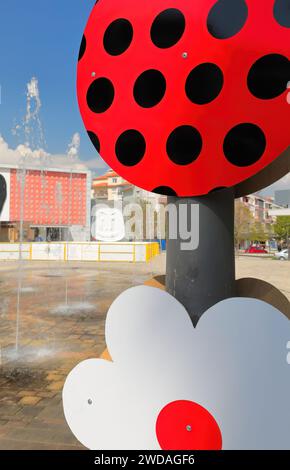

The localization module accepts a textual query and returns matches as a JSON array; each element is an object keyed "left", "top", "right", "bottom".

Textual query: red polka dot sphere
[{"left": 77, "top": 0, "right": 290, "bottom": 197}]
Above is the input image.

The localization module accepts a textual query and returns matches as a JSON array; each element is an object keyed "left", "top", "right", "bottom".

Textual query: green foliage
[
  {"left": 249, "top": 222, "right": 271, "bottom": 242},
  {"left": 235, "top": 201, "right": 274, "bottom": 247},
  {"left": 273, "top": 216, "right": 290, "bottom": 240},
  {"left": 234, "top": 201, "right": 255, "bottom": 247}
]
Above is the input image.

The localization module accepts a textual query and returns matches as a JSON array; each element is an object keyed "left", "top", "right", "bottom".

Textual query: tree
[
  {"left": 273, "top": 216, "right": 290, "bottom": 240},
  {"left": 234, "top": 201, "right": 255, "bottom": 249},
  {"left": 250, "top": 222, "right": 269, "bottom": 243}
]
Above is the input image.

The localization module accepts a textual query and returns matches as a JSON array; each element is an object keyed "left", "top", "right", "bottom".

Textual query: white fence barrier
[{"left": 0, "top": 242, "right": 160, "bottom": 263}]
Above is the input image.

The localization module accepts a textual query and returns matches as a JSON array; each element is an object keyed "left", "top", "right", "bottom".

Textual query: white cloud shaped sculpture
[{"left": 63, "top": 286, "right": 290, "bottom": 450}]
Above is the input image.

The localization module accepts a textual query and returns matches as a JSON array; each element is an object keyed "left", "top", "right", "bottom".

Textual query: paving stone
[
  {"left": 46, "top": 373, "right": 63, "bottom": 382},
  {"left": 47, "top": 381, "right": 64, "bottom": 391},
  {"left": 18, "top": 396, "right": 42, "bottom": 406},
  {"left": 17, "top": 390, "right": 38, "bottom": 398}
]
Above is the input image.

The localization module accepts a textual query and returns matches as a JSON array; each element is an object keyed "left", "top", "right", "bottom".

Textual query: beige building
[
  {"left": 92, "top": 169, "right": 165, "bottom": 206},
  {"left": 92, "top": 170, "right": 131, "bottom": 201},
  {"left": 240, "top": 194, "right": 282, "bottom": 225}
]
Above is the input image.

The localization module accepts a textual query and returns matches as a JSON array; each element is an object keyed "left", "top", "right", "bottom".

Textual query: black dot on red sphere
[
  {"left": 167, "top": 126, "right": 203, "bottom": 166},
  {"left": 104, "top": 19, "right": 133, "bottom": 56},
  {"left": 78, "top": 35, "right": 86, "bottom": 61},
  {"left": 87, "top": 78, "right": 115, "bottom": 114},
  {"left": 274, "top": 0, "right": 290, "bottom": 28},
  {"left": 134, "top": 70, "right": 166, "bottom": 108},
  {"left": 223, "top": 123, "right": 266, "bottom": 167},
  {"left": 152, "top": 186, "right": 177, "bottom": 196},
  {"left": 116, "top": 130, "right": 146, "bottom": 167},
  {"left": 151, "top": 9, "right": 186, "bottom": 49},
  {"left": 207, "top": 0, "right": 248, "bottom": 39},
  {"left": 248, "top": 54, "right": 290, "bottom": 100},
  {"left": 186, "top": 63, "right": 224, "bottom": 105},
  {"left": 87, "top": 131, "right": 100, "bottom": 153}
]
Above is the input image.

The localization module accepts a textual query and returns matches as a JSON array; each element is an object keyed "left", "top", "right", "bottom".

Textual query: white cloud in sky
[
  {"left": 67, "top": 132, "right": 81, "bottom": 160},
  {"left": 0, "top": 134, "right": 106, "bottom": 173}
]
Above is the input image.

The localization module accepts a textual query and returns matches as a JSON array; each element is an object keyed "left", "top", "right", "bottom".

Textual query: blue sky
[{"left": 0, "top": 0, "right": 103, "bottom": 169}]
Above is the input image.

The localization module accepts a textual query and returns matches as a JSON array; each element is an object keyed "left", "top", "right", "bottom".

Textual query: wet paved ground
[
  {"left": 0, "top": 255, "right": 288, "bottom": 449},
  {"left": 0, "top": 258, "right": 163, "bottom": 450}
]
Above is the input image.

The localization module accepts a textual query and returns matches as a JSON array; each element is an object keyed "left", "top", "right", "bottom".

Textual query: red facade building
[{"left": 0, "top": 164, "right": 91, "bottom": 242}]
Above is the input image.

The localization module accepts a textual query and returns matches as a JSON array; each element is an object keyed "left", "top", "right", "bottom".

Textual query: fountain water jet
[{"left": 13, "top": 77, "right": 47, "bottom": 358}]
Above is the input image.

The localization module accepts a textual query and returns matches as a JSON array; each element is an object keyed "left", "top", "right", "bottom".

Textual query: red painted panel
[{"left": 10, "top": 169, "right": 87, "bottom": 226}]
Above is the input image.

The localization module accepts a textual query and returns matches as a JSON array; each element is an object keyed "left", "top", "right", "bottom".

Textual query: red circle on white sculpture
[{"left": 156, "top": 400, "right": 222, "bottom": 450}]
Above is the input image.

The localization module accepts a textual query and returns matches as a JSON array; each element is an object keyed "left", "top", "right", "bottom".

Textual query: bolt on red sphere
[{"left": 77, "top": 0, "right": 290, "bottom": 197}]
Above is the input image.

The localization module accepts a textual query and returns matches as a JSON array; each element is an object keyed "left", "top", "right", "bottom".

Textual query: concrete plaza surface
[{"left": 0, "top": 255, "right": 289, "bottom": 450}]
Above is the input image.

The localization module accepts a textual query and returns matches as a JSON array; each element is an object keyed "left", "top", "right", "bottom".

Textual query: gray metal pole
[{"left": 166, "top": 188, "right": 236, "bottom": 325}]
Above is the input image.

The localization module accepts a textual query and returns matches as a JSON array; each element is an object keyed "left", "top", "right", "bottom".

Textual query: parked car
[
  {"left": 274, "top": 249, "right": 289, "bottom": 261},
  {"left": 245, "top": 246, "right": 268, "bottom": 254}
]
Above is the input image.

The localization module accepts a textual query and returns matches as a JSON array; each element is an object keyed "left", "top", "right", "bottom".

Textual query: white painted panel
[
  {"left": 67, "top": 244, "right": 82, "bottom": 261},
  {"left": 135, "top": 245, "right": 146, "bottom": 262},
  {"left": 0, "top": 243, "right": 20, "bottom": 252},
  {"left": 32, "top": 243, "right": 63, "bottom": 260},
  {"left": 0, "top": 251, "right": 29, "bottom": 260},
  {"left": 0, "top": 169, "right": 11, "bottom": 222},
  {"left": 100, "top": 252, "right": 133, "bottom": 262},
  {"left": 100, "top": 244, "right": 133, "bottom": 254},
  {"left": 0, "top": 242, "right": 157, "bottom": 262},
  {"left": 81, "top": 244, "right": 99, "bottom": 261}
]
